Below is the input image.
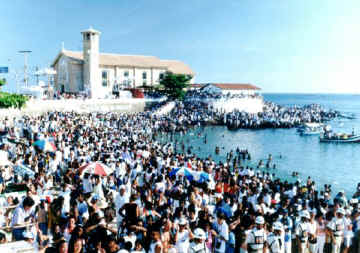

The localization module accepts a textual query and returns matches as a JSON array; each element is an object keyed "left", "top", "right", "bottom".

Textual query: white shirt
[
  {"left": 83, "top": 178, "right": 93, "bottom": 194},
  {"left": 268, "top": 232, "right": 284, "bottom": 253},
  {"left": 327, "top": 217, "right": 347, "bottom": 237},
  {"left": 246, "top": 228, "right": 267, "bottom": 251},
  {"left": 296, "top": 222, "right": 310, "bottom": 243},
  {"left": 176, "top": 230, "right": 190, "bottom": 253},
  {"left": 214, "top": 221, "right": 229, "bottom": 253},
  {"left": 11, "top": 205, "right": 32, "bottom": 227}
]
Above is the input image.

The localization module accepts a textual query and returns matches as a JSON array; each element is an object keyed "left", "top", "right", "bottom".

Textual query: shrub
[{"left": 0, "top": 92, "right": 29, "bottom": 109}]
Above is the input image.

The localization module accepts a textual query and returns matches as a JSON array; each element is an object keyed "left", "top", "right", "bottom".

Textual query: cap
[
  {"left": 300, "top": 210, "right": 310, "bottom": 219},
  {"left": 179, "top": 217, "right": 187, "bottom": 225},
  {"left": 193, "top": 228, "right": 206, "bottom": 240},
  {"left": 336, "top": 208, "right": 345, "bottom": 215},
  {"left": 255, "top": 216, "right": 265, "bottom": 225},
  {"left": 273, "top": 222, "right": 283, "bottom": 231}
]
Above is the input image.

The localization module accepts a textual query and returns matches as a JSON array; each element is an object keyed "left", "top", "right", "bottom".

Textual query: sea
[{"left": 159, "top": 93, "right": 360, "bottom": 197}]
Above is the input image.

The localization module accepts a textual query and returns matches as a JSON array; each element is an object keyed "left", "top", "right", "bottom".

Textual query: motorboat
[
  {"left": 319, "top": 133, "right": 360, "bottom": 143},
  {"left": 297, "top": 123, "right": 323, "bottom": 135}
]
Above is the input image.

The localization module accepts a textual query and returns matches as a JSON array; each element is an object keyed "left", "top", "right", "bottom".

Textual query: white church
[{"left": 51, "top": 27, "right": 195, "bottom": 98}]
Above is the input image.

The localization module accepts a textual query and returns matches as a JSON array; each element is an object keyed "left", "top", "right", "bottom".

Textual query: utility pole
[
  {"left": 35, "top": 66, "right": 39, "bottom": 85},
  {"left": 18, "top": 50, "right": 32, "bottom": 88}
]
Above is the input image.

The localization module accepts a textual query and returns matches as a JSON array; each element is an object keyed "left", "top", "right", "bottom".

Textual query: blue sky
[{"left": 1, "top": 0, "right": 360, "bottom": 93}]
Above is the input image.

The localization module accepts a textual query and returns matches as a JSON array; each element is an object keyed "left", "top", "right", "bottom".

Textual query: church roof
[
  {"left": 192, "top": 83, "right": 261, "bottom": 90},
  {"left": 52, "top": 50, "right": 194, "bottom": 75}
]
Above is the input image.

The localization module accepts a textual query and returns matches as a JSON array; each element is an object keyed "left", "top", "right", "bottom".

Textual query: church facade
[{"left": 51, "top": 27, "right": 195, "bottom": 98}]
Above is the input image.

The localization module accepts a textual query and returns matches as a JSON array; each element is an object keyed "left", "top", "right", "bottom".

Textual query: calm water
[{"left": 161, "top": 93, "right": 360, "bottom": 197}]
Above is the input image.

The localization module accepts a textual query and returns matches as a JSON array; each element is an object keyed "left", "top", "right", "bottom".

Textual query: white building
[
  {"left": 51, "top": 27, "right": 195, "bottom": 98},
  {"left": 192, "top": 83, "right": 261, "bottom": 96}
]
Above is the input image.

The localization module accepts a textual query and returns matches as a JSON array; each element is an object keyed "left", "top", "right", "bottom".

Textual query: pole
[
  {"left": 35, "top": 66, "right": 39, "bottom": 85},
  {"left": 18, "top": 50, "right": 32, "bottom": 88}
]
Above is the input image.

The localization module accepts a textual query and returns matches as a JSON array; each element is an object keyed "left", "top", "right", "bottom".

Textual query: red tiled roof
[{"left": 192, "top": 83, "right": 261, "bottom": 90}]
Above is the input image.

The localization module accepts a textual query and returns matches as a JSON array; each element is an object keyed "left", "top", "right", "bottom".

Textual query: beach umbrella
[
  {"left": 79, "top": 162, "right": 114, "bottom": 177},
  {"left": 32, "top": 139, "right": 57, "bottom": 152}
]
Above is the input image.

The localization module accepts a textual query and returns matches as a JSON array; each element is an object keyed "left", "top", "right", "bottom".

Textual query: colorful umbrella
[
  {"left": 79, "top": 162, "right": 114, "bottom": 177},
  {"left": 169, "top": 167, "right": 212, "bottom": 183},
  {"left": 32, "top": 140, "right": 57, "bottom": 152}
]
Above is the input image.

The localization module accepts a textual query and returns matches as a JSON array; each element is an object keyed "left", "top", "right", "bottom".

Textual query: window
[
  {"left": 124, "top": 71, "right": 129, "bottom": 77},
  {"left": 143, "top": 80, "right": 147, "bottom": 86},
  {"left": 159, "top": 73, "right": 164, "bottom": 80},
  {"left": 102, "top": 71, "right": 108, "bottom": 87},
  {"left": 142, "top": 71, "right": 147, "bottom": 79},
  {"left": 86, "top": 33, "right": 90, "bottom": 40}
]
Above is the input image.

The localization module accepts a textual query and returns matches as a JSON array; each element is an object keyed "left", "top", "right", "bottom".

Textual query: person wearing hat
[
  {"left": 327, "top": 208, "right": 347, "bottom": 253},
  {"left": 278, "top": 209, "right": 292, "bottom": 253},
  {"left": 295, "top": 210, "right": 311, "bottom": 253},
  {"left": 246, "top": 216, "right": 267, "bottom": 253},
  {"left": 175, "top": 217, "right": 193, "bottom": 253},
  {"left": 343, "top": 209, "right": 354, "bottom": 253},
  {"left": 308, "top": 209, "right": 318, "bottom": 253},
  {"left": 189, "top": 228, "right": 208, "bottom": 253},
  {"left": 267, "top": 222, "right": 284, "bottom": 253}
]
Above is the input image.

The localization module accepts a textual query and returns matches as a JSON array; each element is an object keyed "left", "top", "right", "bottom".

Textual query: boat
[
  {"left": 297, "top": 123, "right": 323, "bottom": 135},
  {"left": 339, "top": 113, "right": 357, "bottom": 120},
  {"left": 319, "top": 133, "right": 360, "bottom": 143}
]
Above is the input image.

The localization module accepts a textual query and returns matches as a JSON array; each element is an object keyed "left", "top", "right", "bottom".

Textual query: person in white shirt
[
  {"left": 308, "top": 210, "right": 318, "bottom": 253},
  {"left": 296, "top": 210, "right": 311, "bottom": 253},
  {"left": 83, "top": 173, "right": 93, "bottom": 197},
  {"left": 149, "top": 229, "right": 163, "bottom": 253},
  {"left": 211, "top": 212, "right": 229, "bottom": 253},
  {"left": 246, "top": 216, "right": 267, "bottom": 253},
  {"left": 175, "top": 218, "right": 192, "bottom": 253},
  {"left": 115, "top": 185, "right": 129, "bottom": 226},
  {"left": 189, "top": 228, "right": 208, "bottom": 253},
  {"left": 343, "top": 209, "right": 354, "bottom": 253},
  {"left": 327, "top": 208, "right": 347, "bottom": 253},
  {"left": 11, "top": 196, "right": 35, "bottom": 241},
  {"left": 267, "top": 222, "right": 284, "bottom": 253}
]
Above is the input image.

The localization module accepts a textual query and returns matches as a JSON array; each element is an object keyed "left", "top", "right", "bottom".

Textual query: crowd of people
[
  {"left": 224, "top": 103, "right": 339, "bottom": 129},
  {"left": 0, "top": 100, "right": 357, "bottom": 253}
]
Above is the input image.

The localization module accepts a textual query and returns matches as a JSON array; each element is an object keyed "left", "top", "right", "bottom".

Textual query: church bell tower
[{"left": 81, "top": 27, "right": 101, "bottom": 98}]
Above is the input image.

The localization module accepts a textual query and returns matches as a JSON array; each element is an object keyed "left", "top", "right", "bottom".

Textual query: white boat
[
  {"left": 320, "top": 133, "right": 360, "bottom": 143},
  {"left": 297, "top": 123, "right": 323, "bottom": 135}
]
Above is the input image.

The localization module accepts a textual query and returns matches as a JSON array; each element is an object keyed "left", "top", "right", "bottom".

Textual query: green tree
[
  {"left": 0, "top": 78, "right": 6, "bottom": 90},
  {"left": 159, "top": 71, "right": 192, "bottom": 100}
]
